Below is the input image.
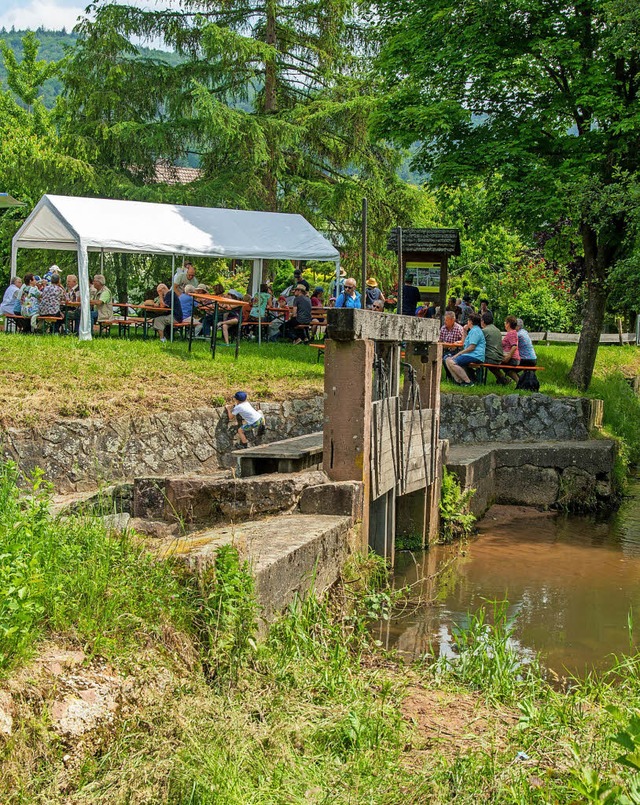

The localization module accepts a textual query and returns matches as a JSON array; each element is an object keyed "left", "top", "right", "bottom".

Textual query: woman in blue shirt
[
  {"left": 445, "top": 313, "right": 486, "bottom": 385},
  {"left": 516, "top": 318, "right": 537, "bottom": 366}
]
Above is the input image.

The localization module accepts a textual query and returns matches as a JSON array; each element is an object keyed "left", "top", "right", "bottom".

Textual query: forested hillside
[{"left": 0, "top": 28, "right": 181, "bottom": 108}]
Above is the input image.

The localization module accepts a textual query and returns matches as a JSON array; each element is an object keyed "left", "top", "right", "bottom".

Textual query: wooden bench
[
  {"left": 37, "top": 315, "right": 64, "bottom": 334},
  {"left": 3, "top": 313, "right": 63, "bottom": 334},
  {"left": 469, "top": 362, "right": 545, "bottom": 385},
  {"left": 309, "top": 343, "right": 325, "bottom": 361},
  {"left": 2, "top": 313, "right": 28, "bottom": 332}
]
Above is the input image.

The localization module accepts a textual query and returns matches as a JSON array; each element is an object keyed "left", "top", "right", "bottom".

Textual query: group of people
[
  {"left": 0, "top": 268, "right": 112, "bottom": 333},
  {"left": 439, "top": 308, "right": 537, "bottom": 386}
]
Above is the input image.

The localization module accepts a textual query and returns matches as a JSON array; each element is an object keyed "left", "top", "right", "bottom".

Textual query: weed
[
  {"left": 195, "top": 544, "right": 258, "bottom": 687},
  {"left": 439, "top": 468, "right": 476, "bottom": 543}
]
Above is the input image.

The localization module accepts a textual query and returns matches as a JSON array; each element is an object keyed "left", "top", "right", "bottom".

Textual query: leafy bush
[{"left": 439, "top": 468, "right": 476, "bottom": 543}]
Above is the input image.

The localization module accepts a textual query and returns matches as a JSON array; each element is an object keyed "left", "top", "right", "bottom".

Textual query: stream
[{"left": 378, "top": 477, "right": 640, "bottom": 677}]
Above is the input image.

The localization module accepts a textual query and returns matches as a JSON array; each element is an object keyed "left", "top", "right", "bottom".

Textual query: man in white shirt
[
  {"left": 226, "top": 391, "right": 265, "bottom": 446},
  {"left": 1, "top": 276, "right": 22, "bottom": 316},
  {"left": 173, "top": 261, "right": 198, "bottom": 294}
]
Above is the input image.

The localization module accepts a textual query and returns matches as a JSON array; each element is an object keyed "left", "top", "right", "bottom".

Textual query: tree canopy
[
  {"left": 374, "top": 0, "right": 640, "bottom": 388},
  {"left": 59, "top": 0, "right": 419, "bottom": 254}
]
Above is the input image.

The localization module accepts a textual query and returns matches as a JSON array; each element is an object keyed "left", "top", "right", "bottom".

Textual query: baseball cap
[{"left": 234, "top": 391, "right": 247, "bottom": 402}]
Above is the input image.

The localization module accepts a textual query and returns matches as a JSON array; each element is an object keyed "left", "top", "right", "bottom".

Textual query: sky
[{"left": 0, "top": 1, "right": 88, "bottom": 32}]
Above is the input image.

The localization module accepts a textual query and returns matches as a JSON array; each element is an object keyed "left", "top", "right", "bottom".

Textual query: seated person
[
  {"left": 516, "top": 318, "right": 537, "bottom": 366},
  {"left": 480, "top": 311, "right": 510, "bottom": 385},
  {"left": 153, "top": 287, "right": 184, "bottom": 342},
  {"left": 501, "top": 315, "right": 521, "bottom": 382},
  {"left": 1, "top": 277, "right": 22, "bottom": 317},
  {"left": 249, "top": 283, "right": 272, "bottom": 322},
  {"left": 91, "top": 274, "right": 113, "bottom": 333},
  {"left": 287, "top": 284, "right": 313, "bottom": 344},
  {"left": 197, "top": 283, "right": 222, "bottom": 338},
  {"left": 20, "top": 273, "right": 42, "bottom": 332},
  {"left": 182, "top": 284, "right": 203, "bottom": 335},
  {"left": 39, "top": 273, "right": 65, "bottom": 332},
  {"left": 444, "top": 313, "right": 485, "bottom": 386},
  {"left": 438, "top": 311, "right": 465, "bottom": 380},
  {"left": 217, "top": 291, "right": 244, "bottom": 345},
  {"left": 311, "top": 286, "right": 324, "bottom": 307}
]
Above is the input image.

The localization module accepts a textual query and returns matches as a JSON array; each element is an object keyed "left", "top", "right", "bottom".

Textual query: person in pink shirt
[{"left": 501, "top": 315, "right": 521, "bottom": 382}]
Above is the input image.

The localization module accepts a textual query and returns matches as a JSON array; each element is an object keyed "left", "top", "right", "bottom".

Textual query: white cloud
[{"left": 0, "top": 1, "right": 87, "bottom": 32}]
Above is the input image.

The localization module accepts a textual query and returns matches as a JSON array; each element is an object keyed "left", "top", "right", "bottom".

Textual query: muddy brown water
[{"left": 378, "top": 478, "right": 640, "bottom": 677}]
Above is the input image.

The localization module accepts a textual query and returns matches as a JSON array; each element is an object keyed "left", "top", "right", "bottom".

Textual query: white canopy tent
[{"left": 11, "top": 194, "right": 340, "bottom": 340}]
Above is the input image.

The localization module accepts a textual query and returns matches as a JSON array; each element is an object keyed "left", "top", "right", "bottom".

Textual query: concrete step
[
  {"left": 158, "top": 513, "right": 353, "bottom": 624},
  {"left": 446, "top": 439, "right": 617, "bottom": 515}
]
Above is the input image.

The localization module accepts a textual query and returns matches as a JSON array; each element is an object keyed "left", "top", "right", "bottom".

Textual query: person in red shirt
[{"left": 501, "top": 315, "right": 521, "bottom": 382}]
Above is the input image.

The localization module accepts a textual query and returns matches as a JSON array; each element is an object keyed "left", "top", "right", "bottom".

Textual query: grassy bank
[
  {"left": 0, "top": 335, "right": 323, "bottom": 428},
  {"left": 3, "top": 466, "right": 640, "bottom": 802}
]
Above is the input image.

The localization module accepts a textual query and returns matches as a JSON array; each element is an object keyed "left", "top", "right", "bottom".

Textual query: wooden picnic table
[{"left": 188, "top": 292, "right": 250, "bottom": 358}]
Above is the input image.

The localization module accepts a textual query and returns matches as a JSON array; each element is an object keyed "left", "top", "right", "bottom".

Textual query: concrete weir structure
[{"left": 322, "top": 308, "right": 443, "bottom": 561}]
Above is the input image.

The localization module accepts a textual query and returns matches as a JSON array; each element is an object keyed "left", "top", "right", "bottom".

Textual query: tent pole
[
  {"left": 78, "top": 242, "right": 92, "bottom": 341},
  {"left": 170, "top": 255, "right": 175, "bottom": 343},
  {"left": 10, "top": 240, "right": 17, "bottom": 279},
  {"left": 334, "top": 258, "right": 340, "bottom": 304},
  {"left": 258, "top": 258, "right": 263, "bottom": 348}
]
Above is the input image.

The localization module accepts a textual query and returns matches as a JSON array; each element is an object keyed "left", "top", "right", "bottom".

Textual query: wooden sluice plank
[
  {"left": 371, "top": 398, "right": 399, "bottom": 500},
  {"left": 401, "top": 409, "right": 433, "bottom": 495}
]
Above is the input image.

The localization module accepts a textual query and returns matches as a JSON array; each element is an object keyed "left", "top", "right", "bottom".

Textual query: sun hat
[
  {"left": 295, "top": 283, "right": 307, "bottom": 291},
  {"left": 227, "top": 289, "right": 243, "bottom": 300},
  {"left": 196, "top": 283, "right": 210, "bottom": 292},
  {"left": 234, "top": 391, "right": 247, "bottom": 402},
  {"left": 366, "top": 277, "right": 378, "bottom": 287},
  {"left": 339, "top": 268, "right": 346, "bottom": 277}
]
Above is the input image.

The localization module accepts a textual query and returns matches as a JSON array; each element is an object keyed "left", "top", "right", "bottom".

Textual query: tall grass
[{"left": 0, "top": 461, "right": 193, "bottom": 673}]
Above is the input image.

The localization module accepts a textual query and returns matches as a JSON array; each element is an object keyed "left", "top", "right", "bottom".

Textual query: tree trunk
[
  {"left": 263, "top": 0, "right": 278, "bottom": 211},
  {"left": 568, "top": 225, "right": 608, "bottom": 390}
]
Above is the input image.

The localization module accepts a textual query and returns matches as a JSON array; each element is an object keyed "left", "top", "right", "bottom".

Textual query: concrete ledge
[
  {"left": 326, "top": 308, "right": 439, "bottom": 343},
  {"left": 167, "top": 513, "right": 353, "bottom": 625},
  {"left": 133, "top": 470, "right": 329, "bottom": 524},
  {"left": 298, "top": 481, "right": 364, "bottom": 520},
  {"left": 447, "top": 439, "right": 617, "bottom": 515}
]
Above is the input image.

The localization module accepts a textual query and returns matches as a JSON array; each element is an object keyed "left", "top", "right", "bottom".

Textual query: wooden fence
[{"left": 527, "top": 332, "right": 637, "bottom": 345}]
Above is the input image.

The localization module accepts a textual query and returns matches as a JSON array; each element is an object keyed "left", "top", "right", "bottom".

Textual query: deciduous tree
[{"left": 374, "top": 0, "right": 640, "bottom": 389}]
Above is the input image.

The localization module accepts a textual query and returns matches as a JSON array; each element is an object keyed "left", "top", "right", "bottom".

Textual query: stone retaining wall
[
  {"left": 0, "top": 397, "right": 324, "bottom": 493},
  {"left": 0, "top": 391, "right": 604, "bottom": 492},
  {"left": 440, "top": 393, "right": 602, "bottom": 444}
]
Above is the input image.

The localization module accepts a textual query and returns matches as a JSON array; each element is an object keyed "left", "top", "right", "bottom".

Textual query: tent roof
[
  {"left": 0, "top": 193, "right": 25, "bottom": 208},
  {"left": 12, "top": 194, "right": 340, "bottom": 261}
]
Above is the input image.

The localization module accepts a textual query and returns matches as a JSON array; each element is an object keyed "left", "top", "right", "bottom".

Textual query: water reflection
[{"left": 378, "top": 479, "right": 640, "bottom": 676}]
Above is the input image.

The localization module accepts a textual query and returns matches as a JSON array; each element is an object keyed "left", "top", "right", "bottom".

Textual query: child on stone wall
[{"left": 226, "top": 391, "right": 266, "bottom": 447}]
